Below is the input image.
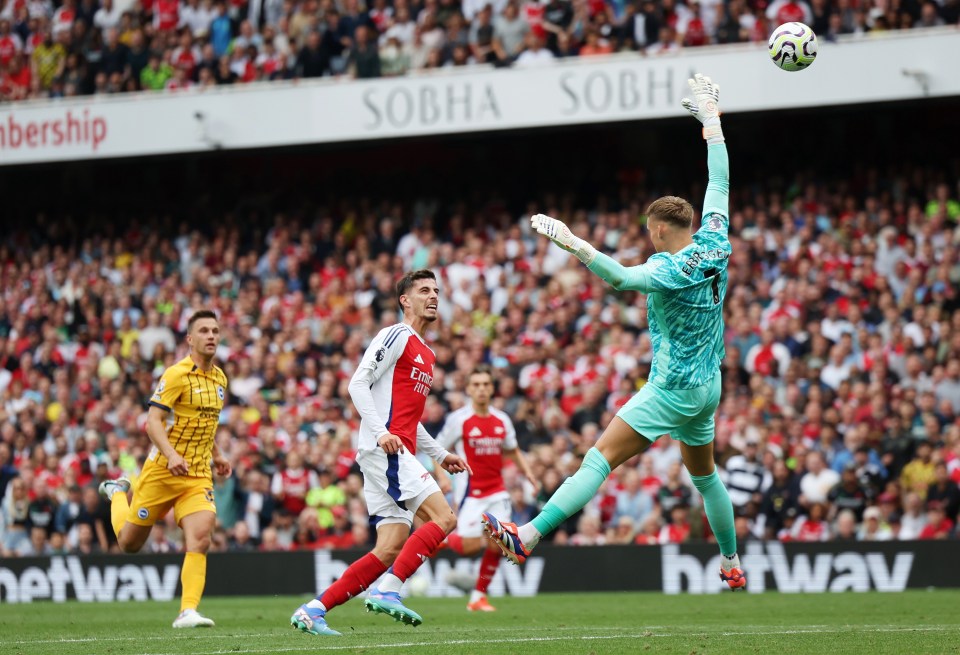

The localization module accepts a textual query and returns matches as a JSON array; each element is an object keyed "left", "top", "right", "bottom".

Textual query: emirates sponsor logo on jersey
[
  {"left": 410, "top": 366, "right": 433, "bottom": 397},
  {"left": 409, "top": 367, "right": 433, "bottom": 385},
  {"left": 467, "top": 435, "right": 504, "bottom": 456}
]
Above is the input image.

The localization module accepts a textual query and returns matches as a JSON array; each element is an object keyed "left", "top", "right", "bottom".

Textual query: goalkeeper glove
[
  {"left": 530, "top": 213, "right": 597, "bottom": 265},
  {"left": 681, "top": 73, "right": 724, "bottom": 144}
]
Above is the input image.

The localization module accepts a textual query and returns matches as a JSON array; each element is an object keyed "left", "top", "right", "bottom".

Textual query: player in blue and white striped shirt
[{"left": 483, "top": 74, "right": 746, "bottom": 591}]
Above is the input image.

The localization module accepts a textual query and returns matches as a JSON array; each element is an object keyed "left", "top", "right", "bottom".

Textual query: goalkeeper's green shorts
[{"left": 616, "top": 373, "right": 722, "bottom": 447}]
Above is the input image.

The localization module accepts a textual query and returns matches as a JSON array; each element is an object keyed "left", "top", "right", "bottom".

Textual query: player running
[
  {"left": 99, "top": 310, "right": 232, "bottom": 627},
  {"left": 483, "top": 74, "right": 746, "bottom": 591},
  {"left": 433, "top": 365, "right": 539, "bottom": 612},
  {"left": 290, "top": 270, "right": 472, "bottom": 636}
]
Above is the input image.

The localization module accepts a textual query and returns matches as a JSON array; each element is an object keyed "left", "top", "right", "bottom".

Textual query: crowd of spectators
[
  {"left": 2, "top": 0, "right": 959, "bottom": 101},
  {"left": 1, "top": 158, "right": 960, "bottom": 558}
]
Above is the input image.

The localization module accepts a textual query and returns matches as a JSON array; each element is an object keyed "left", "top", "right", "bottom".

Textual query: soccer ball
[
  {"left": 768, "top": 22, "right": 818, "bottom": 72},
  {"left": 406, "top": 575, "right": 430, "bottom": 597}
]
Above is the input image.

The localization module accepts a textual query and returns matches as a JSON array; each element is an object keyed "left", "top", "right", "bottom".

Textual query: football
[
  {"left": 768, "top": 22, "right": 818, "bottom": 72},
  {"left": 406, "top": 575, "right": 431, "bottom": 597}
]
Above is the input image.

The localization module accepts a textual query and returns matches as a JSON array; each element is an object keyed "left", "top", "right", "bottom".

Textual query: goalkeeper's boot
[
  {"left": 290, "top": 604, "right": 341, "bottom": 636},
  {"left": 365, "top": 589, "right": 423, "bottom": 626},
  {"left": 98, "top": 476, "right": 131, "bottom": 501},
  {"left": 720, "top": 554, "right": 747, "bottom": 591},
  {"left": 172, "top": 609, "right": 215, "bottom": 628},
  {"left": 481, "top": 512, "right": 532, "bottom": 566}
]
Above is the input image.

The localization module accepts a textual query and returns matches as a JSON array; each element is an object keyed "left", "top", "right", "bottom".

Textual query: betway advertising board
[
  {"left": 0, "top": 28, "right": 956, "bottom": 166},
  {"left": 0, "top": 541, "right": 956, "bottom": 603}
]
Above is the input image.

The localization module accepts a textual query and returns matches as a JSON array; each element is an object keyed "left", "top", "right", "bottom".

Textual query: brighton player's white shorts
[
  {"left": 356, "top": 448, "right": 441, "bottom": 528},
  {"left": 456, "top": 491, "right": 512, "bottom": 538}
]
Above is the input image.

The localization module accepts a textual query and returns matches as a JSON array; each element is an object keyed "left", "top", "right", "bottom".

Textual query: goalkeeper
[{"left": 483, "top": 74, "right": 745, "bottom": 591}]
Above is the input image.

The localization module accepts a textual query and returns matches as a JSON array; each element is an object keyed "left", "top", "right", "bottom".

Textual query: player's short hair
[
  {"left": 396, "top": 270, "right": 437, "bottom": 310},
  {"left": 646, "top": 196, "right": 694, "bottom": 229},
  {"left": 468, "top": 364, "right": 494, "bottom": 384},
  {"left": 187, "top": 310, "right": 219, "bottom": 332}
]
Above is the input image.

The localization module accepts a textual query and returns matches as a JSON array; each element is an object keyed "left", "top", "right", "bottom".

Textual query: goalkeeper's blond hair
[{"left": 646, "top": 196, "right": 694, "bottom": 229}]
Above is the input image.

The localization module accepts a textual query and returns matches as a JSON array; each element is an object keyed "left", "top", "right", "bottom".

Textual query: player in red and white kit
[
  {"left": 290, "top": 270, "right": 471, "bottom": 636},
  {"left": 271, "top": 451, "right": 318, "bottom": 517},
  {"left": 435, "top": 365, "right": 538, "bottom": 612}
]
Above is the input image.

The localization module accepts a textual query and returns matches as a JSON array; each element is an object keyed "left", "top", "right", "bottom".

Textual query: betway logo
[
  {"left": 662, "top": 543, "right": 914, "bottom": 594},
  {"left": 314, "top": 551, "right": 543, "bottom": 597},
  {"left": 0, "top": 556, "right": 179, "bottom": 603}
]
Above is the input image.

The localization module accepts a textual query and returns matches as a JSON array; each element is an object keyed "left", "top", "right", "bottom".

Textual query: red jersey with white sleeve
[
  {"left": 348, "top": 323, "right": 448, "bottom": 461},
  {"left": 271, "top": 467, "right": 320, "bottom": 516},
  {"left": 0, "top": 33, "right": 23, "bottom": 66},
  {"left": 437, "top": 405, "right": 517, "bottom": 499},
  {"left": 153, "top": 0, "right": 180, "bottom": 31}
]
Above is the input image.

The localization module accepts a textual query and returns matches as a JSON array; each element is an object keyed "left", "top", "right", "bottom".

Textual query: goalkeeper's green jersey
[{"left": 588, "top": 143, "right": 731, "bottom": 390}]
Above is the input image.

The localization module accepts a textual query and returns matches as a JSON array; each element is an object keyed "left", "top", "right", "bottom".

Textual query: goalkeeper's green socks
[
  {"left": 690, "top": 468, "right": 737, "bottom": 557},
  {"left": 522, "top": 447, "right": 612, "bottom": 546}
]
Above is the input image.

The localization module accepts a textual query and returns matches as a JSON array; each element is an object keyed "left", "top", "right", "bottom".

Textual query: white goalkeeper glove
[
  {"left": 681, "top": 73, "right": 724, "bottom": 144},
  {"left": 530, "top": 213, "right": 597, "bottom": 265}
]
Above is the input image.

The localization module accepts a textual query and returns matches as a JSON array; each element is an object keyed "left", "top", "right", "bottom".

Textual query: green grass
[{"left": 2, "top": 591, "right": 959, "bottom": 655}]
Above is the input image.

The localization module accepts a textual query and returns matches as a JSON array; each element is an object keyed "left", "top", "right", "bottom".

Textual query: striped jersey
[{"left": 148, "top": 356, "right": 227, "bottom": 479}]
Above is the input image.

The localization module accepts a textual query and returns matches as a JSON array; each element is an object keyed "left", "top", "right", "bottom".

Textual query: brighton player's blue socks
[
  {"left": 530, "top": 447, "right": 611, "bottom": 539},
  {"left": 690, "top": 468, "right": 737, "bottom": 557}
]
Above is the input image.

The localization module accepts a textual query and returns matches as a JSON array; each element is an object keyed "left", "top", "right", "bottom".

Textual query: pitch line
[{"left": 123, "top": 627, "right": 957, "bottom": 655}]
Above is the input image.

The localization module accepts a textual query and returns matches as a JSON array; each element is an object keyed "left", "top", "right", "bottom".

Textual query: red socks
[
  {"left": 320, "top": 553, "right": 387, "bottom": 610},
  {"left": 391, "top": 521, "right": 447, "bottom": 581},
  {"left": 475, "top": 547, "right": 501, "bottom": 594},
  {"left": 447, "top": 532, "right": 465, "bottom": 555}
]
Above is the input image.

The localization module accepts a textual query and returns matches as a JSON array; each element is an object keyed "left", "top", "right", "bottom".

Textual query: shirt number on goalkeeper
[{"left": 704, "top": 268, "right": 721, "bottom": 305}]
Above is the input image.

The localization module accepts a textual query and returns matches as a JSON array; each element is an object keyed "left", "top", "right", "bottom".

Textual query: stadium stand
[
  {"left": 1, "top": 0, "right": 958, "bottom": 101},
  {"left": 2, "top": 115, "right": 959, "bottom": 555}
]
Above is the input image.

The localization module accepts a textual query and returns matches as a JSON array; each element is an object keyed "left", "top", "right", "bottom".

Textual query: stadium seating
[
  {"left": 1, "top": 0, "right": 958, "bottom": 102},
  {"left": 1, "top": 149, "right": 958, "bottom": 557}
]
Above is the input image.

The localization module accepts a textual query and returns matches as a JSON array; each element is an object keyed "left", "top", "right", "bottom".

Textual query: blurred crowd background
[
  {"left": 2, "top": 0, "right": 959, "bottom": 101},
  {"left": 2, "top": 134, "right": 960, "bottom": 557}
]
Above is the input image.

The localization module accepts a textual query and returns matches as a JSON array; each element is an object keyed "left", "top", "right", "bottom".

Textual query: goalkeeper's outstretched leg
[{"left": 491, "top": 72, "right": 745, "bottom": 592}]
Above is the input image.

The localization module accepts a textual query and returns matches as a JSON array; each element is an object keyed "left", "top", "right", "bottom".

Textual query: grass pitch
[{"left": 2, "top": 590, "right": 958, "bottom": 655}]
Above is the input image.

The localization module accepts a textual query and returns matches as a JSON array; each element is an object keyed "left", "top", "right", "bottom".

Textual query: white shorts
[
  {"left": 456, "top": 491, "right": 512, "bottom": 538},
  {"left": 356, "top": 448, "right": 441, "bottom": 528}
]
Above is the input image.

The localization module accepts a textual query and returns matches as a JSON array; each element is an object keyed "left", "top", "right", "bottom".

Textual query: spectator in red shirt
[
  {"left": 171, "top": 30, "right": 201, "bottom": 79},
  {"left": 0, "top": 53, "right": 30, "bottom": 100},
  {"left": 0, "top": 19, "right": 23, "bottom": 66},
  {"left": 791, "top": 502, "right": 832, "bottom": 542},
  {"left": 578, "top": 27, "right": 612, "bottom": 55},
  {"left": 271, "top": 451, "right": 319, "bottom": 518},
  {"left": 313, "top": 507, "right": 357, "bottom": 549},
  {"left": 766, "top": 0, "right": 814, "bottom": 29},
  {"left": 659, "top": 504, "right": 691, "bottom": 544},
  {"left": 679, "top": 0, "right": 709, "bottom": 46},
  {"left": 634, "top": 514, "right": 662, "bottom": 545},
  {"left": 918, "top": 501, "right": 954, "bottom": 540},
  {"left": 927, "top": 461, "right": 960, "bottom": 520},
  {"left": 153, "top": 0, "right": 180, "bottom": 32}
]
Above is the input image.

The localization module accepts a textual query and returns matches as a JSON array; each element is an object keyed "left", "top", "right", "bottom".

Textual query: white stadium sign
[{"left": 0, "top": 27, "right": 956, "bottom": 166}]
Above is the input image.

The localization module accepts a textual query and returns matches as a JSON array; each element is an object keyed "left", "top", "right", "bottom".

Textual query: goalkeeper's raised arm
[
  {"left": 530, "top": 73, "right": 729, "bottom": 293},
  {"left": 682, "top": 73, "right": 730, "bottom": 228},
  {"left": 487, "top": 73, "right": 745, "bottom": 592}
]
